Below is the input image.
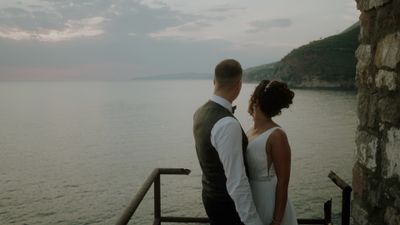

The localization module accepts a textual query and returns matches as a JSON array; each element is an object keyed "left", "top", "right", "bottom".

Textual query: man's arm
[{"left": 211, "top": 117, "right": 264, "bottom": 225}]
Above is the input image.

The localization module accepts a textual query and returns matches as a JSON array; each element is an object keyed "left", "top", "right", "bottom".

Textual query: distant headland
[{"left": 133, "top": 72, "right": 213, "bottom": 81}]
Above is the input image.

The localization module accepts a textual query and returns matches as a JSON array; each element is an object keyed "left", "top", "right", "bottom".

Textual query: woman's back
[{"left": 247, "top": 127, "right": 280, "bottom": 180}]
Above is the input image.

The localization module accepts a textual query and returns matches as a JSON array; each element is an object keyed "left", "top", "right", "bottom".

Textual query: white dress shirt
[{"left": 210, "top": 95, "right": 264, "bottom": 225}]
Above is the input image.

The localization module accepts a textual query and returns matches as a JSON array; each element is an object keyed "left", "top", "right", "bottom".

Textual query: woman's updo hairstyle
[{"left": 248, "top": 80, "right": 294, "bottom": 117}]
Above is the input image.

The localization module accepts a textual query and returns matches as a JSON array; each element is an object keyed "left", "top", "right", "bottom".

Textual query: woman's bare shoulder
[{"left": 270, "top": 127, "right": 288, "bottom": 143}]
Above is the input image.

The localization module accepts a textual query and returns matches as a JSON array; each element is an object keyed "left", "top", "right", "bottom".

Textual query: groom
[{"left": 193, "top": 59, "right": 263, "bottom": 225}]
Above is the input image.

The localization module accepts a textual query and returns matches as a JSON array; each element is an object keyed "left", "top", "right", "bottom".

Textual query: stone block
[
  {"left": 383, "top": 127, "right": 400, "bottom": 178},
  {"left": 378, "top": 95, "right": 400, "bottom": 124},
  {"left": 356, "top": 0, "right": 390, "bottom": 11},
  {"left": 359, "top": 13, "right": 374, "bottom": 43},
  {"left": 357, "top": 91, "right": 379, "bottom": 128},
  {"left": 375, "top": 32, "right": 400, "bottom": 69},
  {"left": 356, "top": 69, "right": 371, "bottom": 88},
  {"left": 356, "top": 44, "right": 372, "bottom": 69},
  {"left": 355, "top": 130, "right": 378, "bottom": 171},
  {"left": 352, "top": 201, "right": 369, "bottom": 225},
  {"left": 353, "top": 163, "right": 366, "bottom": 200},
  {"left": 388, "top": 185, "right": 400, "bottom": 208},
  {"left": 366, "top": 180, "right": 385, "bottom": 207},
  {"left": 375, "top": 0, "right": 400, "bottom": 40},
  {"left": 356, "top": 45, "right": 372, "bottom": 87},
  {"left": 375, "top": 70, "right": 397, "bottom": 91},
  {"left": 384, "top": 207, "right": 400, "bottom": 225}
]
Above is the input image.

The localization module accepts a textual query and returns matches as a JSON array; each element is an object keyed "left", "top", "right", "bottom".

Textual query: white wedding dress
[{"left": 246, "top": 127, "right": 298, "bottom": 225}]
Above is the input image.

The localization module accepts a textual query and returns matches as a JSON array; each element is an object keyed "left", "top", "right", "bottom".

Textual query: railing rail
[
  {"left": 115, "top": 168, "right": 193, "bottom": 225},
  {"left": 115, "top": 168, "right": 351, "bottom": 225}
]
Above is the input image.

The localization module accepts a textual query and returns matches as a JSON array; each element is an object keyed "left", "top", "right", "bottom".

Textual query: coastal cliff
[{"left": 244, "top": 23, "right": 360, "bottom": 89}]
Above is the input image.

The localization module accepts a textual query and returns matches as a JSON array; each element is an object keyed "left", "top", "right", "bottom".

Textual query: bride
[{"left": 246, "top": 80, "right": 298, "bottom": 225}]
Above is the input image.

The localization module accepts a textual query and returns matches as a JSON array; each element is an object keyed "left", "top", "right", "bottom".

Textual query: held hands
[{"left": 269, "top": 218, "right": 281, "bottom": 225}]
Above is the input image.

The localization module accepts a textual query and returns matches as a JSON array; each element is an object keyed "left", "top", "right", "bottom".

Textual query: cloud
[
  {"left": 0, "top": 1, "right": 113, "bottom": 42},
  {"left": 206, "top": 4, "right": 245, "bottom": 13},
  {"left": 0, "top": 16, "right": 106, "bottom": 42},
  {"left": 248, "top": 18, "right": 292, "bottom": 32},
  {"left": 0, "top": 7, "right": 27, "bottom": 17},
  {"left": 128, "top": 32, "right": 137, "bottom": 37},
  {"left": 105, "top": 1, "right": 194, "bottom": 36},
  {"left": 149, "top": 20, "right": 214, "bottom": 40},
  {"left": 138, "top": 0, "right": 169, "bottom": 9}
]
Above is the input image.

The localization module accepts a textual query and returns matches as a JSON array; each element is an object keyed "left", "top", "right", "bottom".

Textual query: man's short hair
[{"left": 214, "top": 59, "right": 243, "bottom": 89}]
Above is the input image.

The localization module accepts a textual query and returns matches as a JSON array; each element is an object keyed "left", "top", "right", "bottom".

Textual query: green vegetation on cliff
[{"left": 244, "top": 23, "right": 360, "bottom": 89}]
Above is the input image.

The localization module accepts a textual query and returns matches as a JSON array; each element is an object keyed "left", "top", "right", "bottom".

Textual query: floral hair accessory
[{"left": 264, "top": 80, "right": 274, "bottom": 92}]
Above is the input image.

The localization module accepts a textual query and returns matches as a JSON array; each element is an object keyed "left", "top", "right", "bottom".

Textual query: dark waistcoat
[{"left": 193, "top": 100, "right": 248, "bottom": 202}]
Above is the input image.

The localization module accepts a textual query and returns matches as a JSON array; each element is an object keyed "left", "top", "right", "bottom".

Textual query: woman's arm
[{"left": 269, "top": 129, "right": 291, "bottom": 225}]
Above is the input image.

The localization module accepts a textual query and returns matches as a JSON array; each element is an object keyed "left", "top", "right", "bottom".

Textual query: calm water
[{"left": 0, "top": 80, "right": 356, "bottom": 225}]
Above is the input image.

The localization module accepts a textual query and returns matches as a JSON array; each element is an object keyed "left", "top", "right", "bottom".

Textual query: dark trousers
[{"left": 202, "top": 194, "right": 244, "bottom": 225}]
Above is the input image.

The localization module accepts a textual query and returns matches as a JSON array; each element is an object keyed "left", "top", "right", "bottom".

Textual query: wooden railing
[
  {"left": 328, "top": 171, "right": 352, "bottom": 225},
  {"left": 114, "top": 168, "right": 208, "bottom": 225},
  {"left": 115, "top": 168, "right": 351, "bottom": 225}
]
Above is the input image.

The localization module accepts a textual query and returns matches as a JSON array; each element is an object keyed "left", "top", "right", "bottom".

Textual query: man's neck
[{"left": 213, "top": 91, "right": 234, "bottom": 103}]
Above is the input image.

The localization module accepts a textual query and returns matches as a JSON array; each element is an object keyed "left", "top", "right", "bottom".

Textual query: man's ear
[{"left": 236, "top": 78, "right": 242, "bottom": 89}]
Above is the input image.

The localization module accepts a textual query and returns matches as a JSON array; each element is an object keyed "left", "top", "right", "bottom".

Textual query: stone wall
[{"left": 353, "top": 0, "right": 400, "bottom": 224}]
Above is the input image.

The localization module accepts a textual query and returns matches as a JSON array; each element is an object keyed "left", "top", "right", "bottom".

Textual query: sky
[{"left": 0, "top": 0, "right": 359, "bottom": 81}]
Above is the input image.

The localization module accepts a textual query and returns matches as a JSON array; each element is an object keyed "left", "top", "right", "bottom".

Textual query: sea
[{"left": 0, "top": 80, "right": 357, "bottom": 225}]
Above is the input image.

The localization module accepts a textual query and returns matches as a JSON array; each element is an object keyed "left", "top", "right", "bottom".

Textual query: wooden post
[
  {"left": 324, "top": 199, "right": 332, "bottom": 225},
  {"left": 342, "top": 186, "right": 352, "bottom": 225},
  {"left": 154, "top": 174, "right": 161, "bottom": 225}
]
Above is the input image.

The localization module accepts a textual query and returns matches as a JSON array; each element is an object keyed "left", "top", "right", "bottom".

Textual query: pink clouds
[{"left": 0, "top": 17, "right": 106, "bottom": 42}]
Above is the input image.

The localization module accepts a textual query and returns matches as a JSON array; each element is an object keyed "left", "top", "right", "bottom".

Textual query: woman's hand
[{"left": 269, "top": 219, "right": 281, "bottom": 225}]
